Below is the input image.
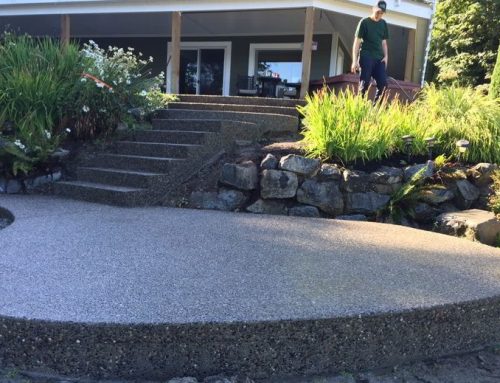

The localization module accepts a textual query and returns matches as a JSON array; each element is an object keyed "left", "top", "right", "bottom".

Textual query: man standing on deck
[{"left": 351, "top": 1, "right": 389, "bottom": 102}]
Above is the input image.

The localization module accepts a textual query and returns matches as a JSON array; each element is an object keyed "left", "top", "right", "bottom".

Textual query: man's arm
[
  {"left": 351, "top": 37, "right": 362, "bottom": 73},
  {"left": 381, "top": 40, "right": 388, "bottom": 67}
]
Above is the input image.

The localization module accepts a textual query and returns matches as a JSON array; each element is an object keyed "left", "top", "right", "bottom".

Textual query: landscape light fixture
[
  {"left": 402, "top": 135, "right": 415, "bottom": 163},
  {"left": 456, "top": 139, "right": 470, "bottom": 163},
  {"left": 424, "top": 137, "right": 436, "bottom": 160}
]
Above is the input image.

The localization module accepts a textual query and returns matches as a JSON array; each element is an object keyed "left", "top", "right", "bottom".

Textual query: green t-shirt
[{"left": 355, "top": 17, "right": 389, "bottom": 60}]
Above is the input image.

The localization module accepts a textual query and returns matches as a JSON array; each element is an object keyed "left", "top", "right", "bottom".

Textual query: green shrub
[
  {"left": 490, "top": 170, "right": 500, "bottom": 216},
  {"left": 491, "top": 46, "right": 500, "bottom": 99},
  {"left": 0, "top": 33, "right": 81, "bottom": 176},
  {"left": 300, "top": 85, "right": 500, "bottom": 164}
]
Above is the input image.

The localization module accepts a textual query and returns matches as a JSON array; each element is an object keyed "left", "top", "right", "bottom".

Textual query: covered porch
[{"left": 0, "top": 0, "right": 432, "bottom": 98}]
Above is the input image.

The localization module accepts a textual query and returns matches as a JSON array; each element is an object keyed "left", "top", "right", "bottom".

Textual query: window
[{"left": 257, "top": 50, "right": 302, "bottom": 83}]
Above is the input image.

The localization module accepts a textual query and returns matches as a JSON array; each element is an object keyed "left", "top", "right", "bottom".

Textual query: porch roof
[{"left": 0, "top": 0, "right": 432, "bottom": 28}]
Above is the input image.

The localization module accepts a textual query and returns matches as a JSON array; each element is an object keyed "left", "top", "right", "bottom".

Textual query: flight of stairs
[{"left": 55, "top": 95, "right": 304, "bottom": 206}]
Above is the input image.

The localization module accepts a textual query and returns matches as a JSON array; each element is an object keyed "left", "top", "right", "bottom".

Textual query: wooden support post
[
  {"left": 404, "top": 29, "right": 416, "bottom": 82},
  {"left": 170, "top": 11, "right": 182, "bottom": 94},
  {"left": 60, "top": 14, "right": 70, "bottom": 47},
  {"left": 300, "top": 7, "right": 315, "bottom": 99}
]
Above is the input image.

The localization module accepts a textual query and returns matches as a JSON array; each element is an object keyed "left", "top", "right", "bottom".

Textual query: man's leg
[
  {"left": 373, "top": 59, "right": 388, "bottom": 103},
  {"left": 358, "top": 55, "right": 373, "bottom": 98}
]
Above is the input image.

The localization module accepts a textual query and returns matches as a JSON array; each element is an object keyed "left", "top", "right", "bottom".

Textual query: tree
[
  {"left": 429, "top": 0, "right": 500, "bottom": 87},
  {"left": 491, "top": 46, "right": 500, "bottom": 98}
]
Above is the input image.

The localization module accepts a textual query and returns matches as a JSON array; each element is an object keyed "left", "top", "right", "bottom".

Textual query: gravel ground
[{"left": 1, "top": 346, "right": 499, "bottom": 383}]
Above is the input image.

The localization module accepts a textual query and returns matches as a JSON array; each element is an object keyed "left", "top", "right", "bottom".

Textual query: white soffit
[{"left": 0, "top": 0, "right": 430, "bottom": 26}]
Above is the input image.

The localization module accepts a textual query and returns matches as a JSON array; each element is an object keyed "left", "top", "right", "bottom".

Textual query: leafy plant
[
  {"left": 489, "top": 170, "right": 500, "bottom": 216},
  {"left": 491, "top": 46, "right": 500, "bottom": 99}
]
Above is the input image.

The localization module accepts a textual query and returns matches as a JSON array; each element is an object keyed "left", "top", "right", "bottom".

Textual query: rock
[
  {"left": 168, "top": 378, "right": 198, "bottom": 383},
  {"left": 246, "top": 199, "right": 288, "bottom": 215},
  {"left": 317, "top": 163, "right": 342, "bottom": 181},
  {"left": 371, "top": 183, "right": 402, "bottom": 195},
  {"left": 217, "top": 189, "right": 248, "bottom": 210},
  {"left": 404, "top": 161, "right": 435, "bottom": 181},
  {"left": 455, "top": 179, "right": 480, "bottom": 209},
  {"left": 412, "top": 202, "right": 438, "bottom": 223},
  {"left": 260, "top": 169, "right": 298, "bottom": 199},
  {"left": 297, "top": 180, "right": 344, "bottom": 216},
  {"left": 369, "top": 166, "right": 403, "bottom": 185},
  {"left": 468, "top": 163, "right": 498, "bottom": 187},
  {"left": 4, "top": 179, "right": 22, "bottom": 194},
  {"left": 26, "top": 171, "right": 62, "bottom": 190},
  {"left": 50, "top": 148, "right": 70, "bottom": 161},
  {"left": 279, "top": 154, "right": 320, "bottom": 177},
  {"left": 203, "top": 376, "right": 233, "bottom": 383},
  {"left": 220, "top": 161, "right": 258, "bottom": 191},
  {"left": 190, "top": 189, "right": 247, "bottom": 211},
  {"left": 260, "top": 153, "right": 278, "bottom": 170},
  {"left": 418, "top": 188, "right": 455, "bottom": 205},
  {"left": 345, "top": 192, "right": 390, "bottom": 215},
  {"left": 435, "top": 209, "right": 500, "bottom": 246},
  {"left": 335, "top": 214, "right": 368, "bottom": 221},
  {"left": 288, "top": 205, "right": 321, "bottom": 218},
  {"left": 342, "top": 170, "right": 370, "bottom": 192}
]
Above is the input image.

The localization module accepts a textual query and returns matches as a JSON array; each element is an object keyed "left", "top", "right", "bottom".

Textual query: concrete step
[
  {"left": 112, "top": 141, "right": 201, "bottom": 158},
  {"left": 169, "top": 101, "right": 298, "bottom": 117},
  {"left": 151, "top": 119, "right": 223, "bottom": 132},
  {"left": 77, "top": 167, "right": 163, "bottom": 188},
  {"left": 54, "top": 181, "right": 148, "bottom": 207},
  {"left": 133, "top": 130, "right": 211, "bottom": 145},
  {"left": 86, "top": 153, "right": 185, "bottom": 173},
  {"left": 177, "top": 94, "right": 306, "bottom": 108},
  {"left": 156, "top": 109, "right": 298, "bottom": 134}
]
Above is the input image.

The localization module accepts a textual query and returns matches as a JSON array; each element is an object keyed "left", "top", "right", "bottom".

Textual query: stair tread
[
  {"left": 172, "top": 101, "right": 297, "bottom": 110},
  {"left": 78, "top": 167, "right": 163, "bottom": 176},
  {"left": 117, "top": 141, "right": 202, "bottom": 148},
  {"left": 58, "top": 181, "right": 146, "bottom": 193},
  {"left": 98, "top": 153, "right": 186, "bottom": 161},
  {"left": 143, "top": 129, "right": 211, "bottom": 134},
  {"left": 161, "top": 108, "right": 298, "bottom": 119}
]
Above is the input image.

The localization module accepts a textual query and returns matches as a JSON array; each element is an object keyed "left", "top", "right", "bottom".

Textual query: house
[{"left": 0, "top": 0, "right": 433, "bottom": 98}]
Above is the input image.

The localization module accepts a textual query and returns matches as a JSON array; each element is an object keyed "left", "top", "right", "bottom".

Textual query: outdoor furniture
[
  {"left": 259, "top": 76, "right": 281, "bottom": 97},
  {"left": 237, "top": 75, "right": 260, "bottom": 96}
]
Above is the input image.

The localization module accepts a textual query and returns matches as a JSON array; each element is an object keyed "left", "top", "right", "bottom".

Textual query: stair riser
[
  {"left": 77, "top": 168, "right": 159, "bottom": 188},
  {"left": 169, "top": 102, "right": 298, "bottom": 117},
  {"left": 133, "top": 131, "right": 208, "bottom": 145},
  {"left": 111, "top": 142, "right": 192, "bottom": 159},
  {"left": 177, "top": 94, "right": 306, "bottom": 108},
  {"left": 86, "top": 155, "right": 182, "bottom": 173},
  {"left": 54, "top": 183, "right": 147, "bottom": 207},
  {"left": 152, "top": 119, "right": 222, "bottom": 132}
]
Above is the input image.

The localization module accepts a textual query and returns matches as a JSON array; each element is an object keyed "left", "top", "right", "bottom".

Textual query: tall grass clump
[
  {"left": 0, "top": 33, "right": 82, "bottom": 175},
  {"left": 299, "top": 88, "right": 422, "bottom": 164},
  {"left": 300, "top": 85, "right": 500, "bottom": 165},
  {"left": 418, "top": 84, "right": 500, "bottom": 164}
]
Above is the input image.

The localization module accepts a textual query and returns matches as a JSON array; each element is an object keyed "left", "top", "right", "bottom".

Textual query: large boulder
[
  {"left": 317, "top": 163, "right": 342, "bottom": 181},
  {"left": 404, "top": 162, "right": 435, "bottom": 181},
  {"left": 345, "top": 192, "right": 390, "bottom": 215},
  {"left": 418, "top": 188, "right": 455, "bottom": 205},
  {"left": 220, "top": 161, "right": 258, "bottom": 191},
  {"left": 260, "top": 169, "right": 298, "bottom": 199},
  {"left": 371, "top": 182, "right": 402, "bottom": 195},
  {"left": 190, "top": 189, "right": 248, "bottom": 211},
  {"left": 435, "top": 209, "right": 500, "bottom": 246},
  {"left": 335, "top": 214, "right": 368, "bottom": 221},
  {"left": 297, "top": 180, "right": 344, "bottom": 216},
  {"left": 369, "top": 166, "right": 403, "bottom": 185},
  {"left": 455, "top": 179, "right": 480, "bottom": 209},
  {"left": 468, "top": 163, "right": 498, "bottom": 188},
  {"left": 412, "top": 202, "right": 438, "bottom": 223},
  {"left": 341, "top": 170, "right": 370, "bottom": 192},
  {"left": 246, "top": 199, "right": 288, "bottom": 215},
  {"left": 288, "top": 205, "right": 321, "bottom": 218},
  {"left": 260, "top": 153, "right": 278, "bottom": 170},
  {"left": 279, "top": 154, "right": 321, "bottom": 177}
]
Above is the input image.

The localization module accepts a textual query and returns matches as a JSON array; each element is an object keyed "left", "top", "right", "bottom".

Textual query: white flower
[
  {"left": 82, "top": 105, "right": 90, "bottom": 113},
  {"left": 139, "top": 52, "right": 143, "bottom": 57},
  {"left": 14, "top": 140, "right": 26, "bottom": 150},
  {"left": 148, "top": 56, "right": 154, "bottom": 63},
  {"left": 44, "top": 130, "right": 51, "bottom": 139},
  {"left": 99, "top": 108, "right": 107, "bottom": 113},
  {"left": 80, "top": 77, "right": 87, "bottom": 83},
  {"left": 96, "top": 82, "right": 104, "bottom": 88},
  {"left": 126, "top": 79, "right": 131, "bottom": 85},
  {"left": 65, "top": 128, "right": 71, "bottom": 133},
  {"left": 127, "top": 47, "right": 135, "bottom": 51},
  {"left": 139, "top": 90, "right": 147, "bottom": 97}
]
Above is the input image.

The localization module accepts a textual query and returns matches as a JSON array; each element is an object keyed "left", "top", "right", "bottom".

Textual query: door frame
[{"left": 166, "top": 41, "right": 232, "bottom": 96}]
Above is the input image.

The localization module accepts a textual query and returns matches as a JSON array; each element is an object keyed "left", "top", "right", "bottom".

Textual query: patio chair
[{"left": 237, "top": 75, "right": 260, "bottom": 96}]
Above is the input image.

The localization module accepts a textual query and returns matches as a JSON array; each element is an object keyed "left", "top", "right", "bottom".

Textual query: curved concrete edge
[
  {"left": 0, "top": 206, "right": 14, "bottom": 226},
  {"left": 1, "top": 296, "right": 499, "bottom": 381}
]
